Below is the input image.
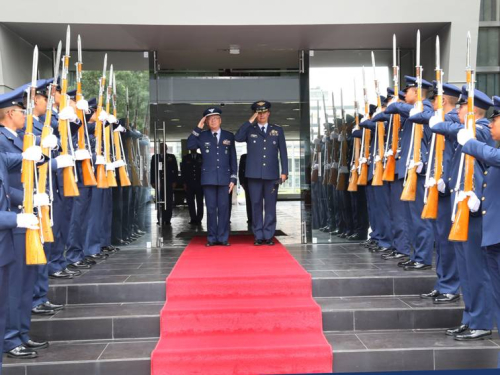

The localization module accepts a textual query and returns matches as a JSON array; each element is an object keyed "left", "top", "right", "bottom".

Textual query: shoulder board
[{"left": 272, "top": 124, "right": 281, "bottom": 128}]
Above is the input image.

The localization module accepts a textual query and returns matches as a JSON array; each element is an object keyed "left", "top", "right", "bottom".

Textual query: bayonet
[
  {"left": 65, "top": 25, "right": 70, "bottom": 57},
  {"left": 77, "top": 35, "right": 82, "bottom": 63},
  {"left": 53, "top": 41, "right": 62, "bottom": 84},
  {"left": 31, "top": 46, "right": 38, "bottom": 89}
]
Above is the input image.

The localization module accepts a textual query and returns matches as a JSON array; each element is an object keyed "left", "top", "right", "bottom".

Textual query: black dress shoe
[
  {"left": 330, "top": 229, "right": 341, "bottom": 235},
  {"left": 68, "top": 261, "right": 91, "bottom": 270},
  {"left": 445, "top": 324, "right": 469, "bottom": 336},
  {"left": 63, "top": 267, "right": 81, "bottom": 276},
  {"left": 434, "top": 294, "right": 460, "bottom": 304},
  {"left": 398, "top": 259, "right": 414, "bottom": 268},
  {"left": 49, "top": 270, "right": 74, "bottom": 279},
  {"left": 374, "top": 246, "right": 392, "bottom": 253},
  {"left": 362, "top": 239, "right": 377, "bottom": 247},
  {"left": 404, "top": 262, "right": 432, "bottom": 271},
  {"left": 420, "top": 289, "right": 440, "bottom": 299},
  {"left": 265, "top": 239, "right": 275, "bottom": 246},
  {"left": 348, "top": 233, "right": 366, "bottom": 241},
  {"left": 338, "top": 233, "right": 348, "bottom": 239},
  {"left": 87, "top": 254, "right": 108, "bottom": 260},
  {"left": 254, "top": 239, "right": 263, "bottom": 246},
  {"left": 32, "top": 304, "right": 56, "bottom": 315},
  {"left": 220, "top": 241, "right": 231, "bottom": 246},
  {"left": 43, "top": 301, "right": 64, "bottom": 311},
  {"left": 382, "top": 251, "right": 408, "bottom": 260},
  {"left": 7, "top": 345, "right": 37, "bottom": 358},
  {"left": 83, "top": 258, "right": 96, "bottom": 266},
  {"left": 24, "top": 340, "right": 49, "bottom": 350},
  {"left": 454, "top": 329, "right": 492, "bottom": 341},
  {"left": 205, "top": 242, "right": 216, "bottom": 247}
]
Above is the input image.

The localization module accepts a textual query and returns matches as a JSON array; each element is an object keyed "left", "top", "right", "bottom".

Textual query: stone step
[{"left": 4, "top": 331, "right": 499, "bottom": 375}]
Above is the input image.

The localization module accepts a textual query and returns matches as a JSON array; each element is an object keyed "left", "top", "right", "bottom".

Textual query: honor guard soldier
[
  {"left": 460, "top": 95, "right": 500, "bottom": 354},
  {"left": 238, "top": 154, "right": 252, "bottom": 224},
  {"left": 150, "top": 143, "right": 178, "bottom": 226},
  {"left": 235, "top": 101, "right": 288, "bottom": 246},
  {"left": 181, "top": 149, "right": 204, "bottom": 225},
  {"left": 431, "top": 86, "right": 495, "bottom": 341},
  {"left": 187, "top": 107, "right": 237, "bottom": 246}
]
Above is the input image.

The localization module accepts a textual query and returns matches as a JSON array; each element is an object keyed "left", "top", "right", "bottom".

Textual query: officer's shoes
[
  {"left": 398, "top": 259, "right": 414, "bottom": 268},
  {"left": 49, "top": 271, "right": 74, "bottom": 279},
  {"left": 220, "top": 241, "right": 231, "bottom": 246},
  {"left": 7, "top": 345, "right": 38, "bottom": 359},
  {"left": 454, "top": 329, "right": 492, "bottom": 341},
  {"left": 265, "top": 239, "right": 275, "bottom": 246},
  {"left": 32, "top": 304, "right": 56, "bottom": 316},
  {"left": 404, "top": 262, "right": 432, "bottom": 271},
  {"left": 44, "top": 301, "right": 64, "bottom": 311},
  {"left": 362, "top": 239, "right": 377, "bottom": 247},
  {"left": 420, "top": 289, "right": 440, "bottom": 299},
  {"left": 63, "top": 268, "right": 81, "bottom": 277},
  {"left": 68, "top": 261, "right": 91, "bottom": 270},
  {"left": 87, "top": 253, "right": 108, "bottom": 260},
  {"left": 24, "top": 340, "right": 49, "bottom": 350},
  {"left": 445, "top": 324, "right": 469, "bottom": 336},
  {"left": 434, "top": 294, "right": 460, "bottom": 304},
  {"left": 83, "top": 258, "right": 97, "bottom": 266},
  {"left": 206, "top": 242, "right": 216, "bottom": 247},
  {"left": 254, "top": 240, "right": 263, "bottom": 246},
  {"left": 338, "top": 233, "right": 349, "bottom": 238},
  {"left": 329, "top": 229, "right": 341, "bottom": 235},
  {"left": 382, "top": 251, "right": 407, "bottom": 260},
  {"left": 347, "top": 233, "right": 366, "bottom": 241},
  {"left": 374, "top": 246, "right": 392, "bottom": 253}
]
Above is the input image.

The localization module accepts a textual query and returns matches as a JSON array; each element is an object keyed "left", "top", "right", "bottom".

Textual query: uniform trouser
[
  {"left": 132, "top": 187, "right": 141, "bottom": 232},
  {"left": 122, "top": 187, "right": 133, "bottom": 240},
  {"left": 4, "top": 232, "right": 37, "bottom": 352},
  {"left": 101, "top": 189, "right": 113, "bottom": 247},
  {"left": 312, "top": 181, "right": 322, "bottom": 229},
  {"left": 47, "top": 188, "right": 73, "bottom": 274},
  {"left": 242, "top": 184, "right": 252, "bottom": 223},
  {"left": 248, "top": 178, "right": 278, "bottom": 241},
  {"left": 432, "top": 195, "right": 459, "bottom": 294},
  {"left": 65, "top": 187, "right": 92, "bottom": 265},
  {"left": 157, "top": 186, "right": 173, "bottom": 224},
  {"left": 389, "top": 180, "right": 412, "bottom": 256},
  {"left": 203, "top": 185, "right": 230, "bottom": 243},
  {"left": 338, "top": 190, "right": 353, "bottom": 235},
  {"left": 349, "top": 188, "right": 369, "bottom": 238},
  {"left": 138, "top": 187, "right": 149, "bottom": 231},
  {"left": 334, "top": 190, "right": 345, "bottom": 232},
  {"left": 454, "top": 218, "right": 493, "bottom": 329},
  {"left": 186, "top": 184, "right": 204, "bottom": 222},
  {"left": 327, "top": 185, "right": 336, "bottom": 231},
  {"left": 405, "top": 176, "right": 434, "bottom": 265},
  {"left": 365, "top": 185, "right": 382, "bottom": 242},
  {"left": 485, "top": 243, "right": 500, "bottom": 365},
  {"left": 371, "top": 184, "right": 394, "bottom": 248},
  {"left": 0, "top": 263, "right": 10, "bottom": 367},
  {"left": 111, "top": 187, "right": 124, "bottom": 242},
  {"left": 85, "top": 188, "right": 105, "bottom": 256}
]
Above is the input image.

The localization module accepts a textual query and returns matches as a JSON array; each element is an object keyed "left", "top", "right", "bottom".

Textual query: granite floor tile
[
  {"left": 316, "top": 296, "right": 410, "bottom": 311},
  {"left": 99, "top": 341, "right": 157, "bottom": 360},
  {"left": 324, "top": 333, "right": 366, "bottom": 351}
]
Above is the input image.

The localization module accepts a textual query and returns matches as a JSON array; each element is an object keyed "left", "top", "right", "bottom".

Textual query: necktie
[
  {"left": 261, "top": 126, "right": 265, "bottom": 134},
  {"left": 213, "top": 132, "right": 218, "bottom": 142}
]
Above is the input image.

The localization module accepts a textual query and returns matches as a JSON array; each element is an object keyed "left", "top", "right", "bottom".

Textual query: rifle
[
  {"left": 336, "top": 88, "right": 349, "bottom": 190},
  {"left": 104, "top": 65, "right": 118, "bottom": 187},
  {"left": 24, "top": 46, "right": 47, "bottom": 265},
  {"left": 311, "top": 101, "right": 321, "bottom": 183},
  {"left": 112, "top": 73, "right": 132, "bottom": 187},
  {"left": 348, "top": 79, "right": 360, "bottom": 192},
  {"left": 422, "top": 36, "right": 444, "bottom": 219},
  {"left": 371, "top": 51, "right": 385, "bottom": 186},
  {"left": 58, "top": 25, "right": 79, "bottom": 197},
  {"left": 37, "top": 41, "right": 61, "bottom": 245},
  {"left": 321, "top": 95, "right": 330, "bottom": 186},
  {"left": 125, "top": 88, "right": 142, "bottom": 186},
  {"left": 75, "top": 35, "right": 97, "bottom": 187},
  {"left": 449, "top": 32, "right": 475, "bottom": 242},
  {"left": 95, "top": 54, "right": 109, "bottom": 189},
  {"left": 401, "top": 30, "right": 424, "bottom": 202},
  {"left": 383, "top": 34, "right": 401, "bottom": 182},
  {"left": 357, "top": 67, "right": 371, "bottom": 186},
  {"left": 328, "top": 92, "right": 339, "bottom": 186}
]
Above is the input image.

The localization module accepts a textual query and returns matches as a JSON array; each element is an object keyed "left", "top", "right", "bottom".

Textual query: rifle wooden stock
[
  {"left": 113, "top": 131, "right": 131, "bottom": 187},
  {"left": 372, "top": 121, "right": 385, "bottom": 186},
  {"left": 336, "top": 172, "right": 347, "bottom": 191},
  {"left": 105, "top": 125, "right": 118, "bottom": 187},
  {"left": 37, "top": 112, "right": 54, "bottom": 243},
  {"left": 357, "top": 130, "right": 371, "bottom": 186},
  {"left": 448, "top": 199, "right": 470, "bottom": 242},
  {"left": 382, "top": 114, "right": 400, "bottom": 182},
  {"left": 421, "top": 185, "right": 439, "bottom": 219},
  {"left": 347, "top": 169, "right": 358, "bottom": 191},
  {"left": 76, "top": 82, "right": 97, "bottom": 187},
  {"left": 401, "top": 123, "right": 423, "bottom": 201},
  {"left": 311, "top": 168, "right": 319, "bottom": 183},
  {"left": 382, "top": 155, "right": 396, "bottom": 182}
]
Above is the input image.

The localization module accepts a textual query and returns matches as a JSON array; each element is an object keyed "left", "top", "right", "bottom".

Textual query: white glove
[
  {"left": 95, "top": 155, "right": 106, "bottom": 165},
  {"left": 114, "top": 125, "right": 126, "bottom": 133},
  {"left": 359, "top": 157, "right": 368, "bottom": 165},
  {"left": 437, "top": 178, "right": 446, "bottom": 193},
  {"left": 59, "top": 106, "right": 77, "bottom": 122},
  {"left": 331, "top": 131, "right": 339, "bottom": 139},
  {"left": 113, "top": 160, "right": 126, "bottom": 168},
  {"left": 409, "top": 107, "right": 422, "bottom": 117},
  {"left": 313, "top": 138, "right": 321, "bottom": 145},
  {"left": 106, "top": 163, "right": 116, "bottom": 171},
  {"left": 338, "top": 134, "right": 346, "bottom": 142},
  {"left": 384, "top": 149, "right": 394, "bottom": 158},
  {"left": 74, "top": 149, "right": 92, "bottom": 161},
  {"left": 55, "top": 154, "right": 74, "bottom": 169},
  {"left": 312, "top": 163, "right": 319, "bottom": 171},
  {"left": 374, "top": 155, "right": 382, "bottom": 163},
  {"left": 429, "top": 115, "right": 441, "bottom": 129},
  {"left": 76, "top": 99, "right": 89, "bottom": 113},
  {"left": 409, "top": 160, "right": 423, "bottom": 173},
  {"left": 98, "top": 110, "right": 108, "bottom": 122},
  {"left": 22, "top": 146, "right": 43, "bottom": 162},
  {"left": 33, "top": 193, "right": 50, "bottom": 207},
  {"left": 322, "top": 135, "right": 327, "bottom": 143},
  {"left": 467, "top": 191, "right": 481, "bottom": 213},
  {"left": 324, "top": 163, "right": 330, "bottom": 170},
  {"left": 107, "top": 114, "right": 118, "bottom": 124},
  {"left": 424, "top": 177, "right": 436, "bottom": 189},
  {"left": 457, "top": 128, "right": 474, "bottom": 146},
  {"left": 16, "top": 213, "right": 39, "bottom": 229},
  {"left": 41, "top": 134, "right": 58, "bottom": 150}
]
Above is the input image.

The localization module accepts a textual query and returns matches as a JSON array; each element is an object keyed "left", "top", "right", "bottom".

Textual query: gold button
[
  {"left": 482, "top": 197, "right": 485, "bottom": 201},
  {"left": 483, "top": 210, "right": 487, "bottom": 215},
  {"left": 263, "top": 163, "right": 266, "bottom": 166},
  {"left": 263, "top": 155, "right": 266, "bottom": 158},
  {"left": 264, "top": 140, "right": 266, "bottom": 143},
  {"left": 483, "top": 183, "right": 487, "bottom": 188},
  {"left": 448, "top": 178, "right": 452, "bottom": 181},
  {"left": 484, "top": 171, "right": 488, "bottom": 175},
  {"left": 450, "top": 189, "right": 454, "bottom": 193}
]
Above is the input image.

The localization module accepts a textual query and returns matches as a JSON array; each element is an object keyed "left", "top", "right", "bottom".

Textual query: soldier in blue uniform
[
  {"left": 187, "top": 107, "right": 237, "bottom": 246},
  {"left": 235, "top": 101, "right": 288, "bottom": 245},
  {"left": 460, "top": 95, "right": 500, "bottom": 359},
  {"left": 406, "top": 82, "right": 461, "bottom": 303},
  {"left": 181, "top": 149, "right": 204, "bottom": 225},
  {"left": 385, "top": 76, "right": 435, "bottom": 270},
  {"left": 238, "top": 154, "right": 252, "bottom": 224},
  {"left": 431, "top": 87, "right": 494, "bottom": 340}
]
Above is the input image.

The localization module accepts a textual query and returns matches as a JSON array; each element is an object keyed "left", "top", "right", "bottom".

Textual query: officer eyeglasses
[{"left": 11, "top": 109, "right": 27, "bottom": 116}]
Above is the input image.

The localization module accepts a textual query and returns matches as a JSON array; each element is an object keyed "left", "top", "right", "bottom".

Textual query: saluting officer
[
  {"left": 181, "top": 149, "right": 204, "bottom": 225},
  {"left": 187, "top": 107, "right": 237, "bottom": 246},
  {"left": 235, "top": 101, "right": 288, "bottom": 246}
]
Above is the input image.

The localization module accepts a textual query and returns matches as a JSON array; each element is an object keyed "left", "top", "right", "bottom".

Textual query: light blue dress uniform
[
  {"left": 235, "top": 102, "right": 288, "bottom": 241},
  {"left": 187, "top": 107, "right": 237, "bottom": 243},
  {"left": 0, "top": 151, "right": 24, "bottom": 369},
  {"left": 432, "top": 90, "right": 494, "bottom": 330}
]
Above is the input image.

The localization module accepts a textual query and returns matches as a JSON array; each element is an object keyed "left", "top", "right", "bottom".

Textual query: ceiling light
[
  {"left": 176, "top": 125, "right": 182, "bottom": 128},
  {"left": 286, "top": 118, "right": 295, "bottom": 121},
  {"left": 282, "top": 124, "right": 290, "bottom": 127},
  {"left": 293, "top": 108, "right": 300, "bottom": 111},
  {"left": 171, "top": 119, "right": 180, "bottom": 122}
]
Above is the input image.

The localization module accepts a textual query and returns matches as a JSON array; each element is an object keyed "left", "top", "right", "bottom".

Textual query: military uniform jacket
[
  {"left": 462, "top": 139, "right": 500, "bottom": 247},
  {"left": 150, "top": 153, "right": 178, "bottom": 188},
  {"left": 235, "top": 122, "right": 288, "bottom": 180},
  {"left": 0, "top": 152, "right": 23, "bottom": 267},
  {"left": 187, "top": 127, "right": 237, "bottom": 186},
  {"left": 181, "top": 153, "right": 203, "bottom": 186}
]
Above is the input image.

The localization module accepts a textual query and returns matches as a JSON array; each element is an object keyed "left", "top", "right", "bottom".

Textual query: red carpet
[{"left": 151, "top": 236, "right": 333, "bottom": 375}]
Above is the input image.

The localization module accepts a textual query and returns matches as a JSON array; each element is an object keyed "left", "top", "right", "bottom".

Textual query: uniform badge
[
  {"left": 270, "top": 129, "right": 279, "bottom": 136},
  {"left": 222, "top": 139, "right": 231, "bottom": 145},
  {"left": 204, "top": 142, "right": 211, "bottom": 147},
  {"left": 250, "top": 134, "right": 258, "bottom": 138}
]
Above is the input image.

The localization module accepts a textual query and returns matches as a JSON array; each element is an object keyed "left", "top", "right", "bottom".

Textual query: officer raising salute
[
  {"left": 187, "top": 107, "right": 237, "bottom": 247},
  {"left": 235, "top": 101, "right": 288, "bottom": 246}
]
